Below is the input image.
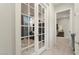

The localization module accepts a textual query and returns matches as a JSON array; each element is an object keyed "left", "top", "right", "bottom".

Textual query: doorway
[
  {"left": 55, "top": 9, "right": 73, "bottom": 54},
  {"left": 56, "top": 9, "right": 71, "bottom": 41}
]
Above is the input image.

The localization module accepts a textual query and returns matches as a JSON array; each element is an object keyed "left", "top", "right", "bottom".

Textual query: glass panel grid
[
  {"left": 21, "top": 3, "right": 35, "bottom": 55},
  {"left": 21, "top": 3, "right": 46, "bottom": 54},
  {"left": 38, "top": 4, "right": 46, "bottom": 49}
]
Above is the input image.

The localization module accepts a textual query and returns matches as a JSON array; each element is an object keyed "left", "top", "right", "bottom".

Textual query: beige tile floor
[{"left": 41, "top": 37, "right": 73, "bottom": 55}]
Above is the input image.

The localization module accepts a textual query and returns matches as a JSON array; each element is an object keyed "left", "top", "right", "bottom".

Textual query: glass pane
[
  {"left": 38, "top": 28, "right": 42, "bottom": 34},
  {"left": 30, "top": 8, "right": 34, "bottom": 17},
  {"left": 39, "top": 41, "right": 42, "bottom": 49},
  {"left": 42, "top": 34, "right": 45, "bottom": 41},
  {"left": 21, "top": 15, "right": 29, "bottom": 26},
  {"left": 38, "top": 34, "right": 45, "bottom": 48},
  {"left": 29, "top": 27, "right": 34, "bottom": 36},
  {"left": 38, "top": 5, "right": 42, "bottom": 13},
  {"left": 41, "top": 34, "right": 45, "bottom": 47},
  {"left": 29, "top": 17, "right": 34, "bottom": 27},
  {"left": 40, "top": 22, "right": 45, "bottom": 28},
  {"left": 41, "top": 40, "right": 45, "bottom": 47},
  {"left": 42, "top": 23, "right": 45, "bottom": 27},
  {"left": 21, "top": 27, "right": 28, "bottom": 37},
  {"left": 21, "top": 48, "right": 28, "bottom": 55},
  {"left": 29, "top": 3, "right": 34, "bottom": 8},
  {"left": 38, "top": 5, "right": 42, "bottom": 22},
  {"left": 21, "top": 3, "right": 28, "bottom": 15},
  {"left": 42, "top": 8, "right": 45, "bottom": 19},
  {"left": 38, "top": 22, "right": 42, "bottom": 27},
  {"left": 41, "top": 28, "right": 45, "bottom": 34},
  {"left": 38, "top": 35, "right": 42, "bottom": 41},
  {"left": 28, "top": 36, "right": 34, "bottom": 45},
  {"left": 21, "top": 37, "right": 28, "bottom": 48},
  {"left": 28, "top": 16, "right": 34, "bottom": 27},
  {"left": 28, "top": 46, "right": 34, "bottom": 54}
]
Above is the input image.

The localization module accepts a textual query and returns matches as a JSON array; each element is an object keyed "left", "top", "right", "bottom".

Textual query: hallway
[
  {"left": 0, "top": 3, "right": 79, "bottom": 55},
  {"left": 41, "top": 37, "right": 73, "bottom": 55}
]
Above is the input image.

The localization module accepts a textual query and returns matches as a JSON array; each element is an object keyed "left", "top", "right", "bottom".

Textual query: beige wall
[
  {"left": 74, "top": 3, "right": 79, "bottom": 55},
  {"left": 0, "top": 3, "right": 15, "bottom": 54},
  {"left": 48, "top": 4, "right": 55, "bottom": 49}
]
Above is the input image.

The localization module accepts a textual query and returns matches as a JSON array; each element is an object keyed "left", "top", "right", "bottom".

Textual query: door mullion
[{"left": 35, "top": 3, "right": 39, "bottom": 52}]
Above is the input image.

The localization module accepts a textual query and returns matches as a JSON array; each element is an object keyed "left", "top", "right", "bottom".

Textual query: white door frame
[
  {"left": 15, "top": 3, "right": 21, "bottom": 55},
  {"left": 55, "top": 8, "right": 73, "bottom": 45}
]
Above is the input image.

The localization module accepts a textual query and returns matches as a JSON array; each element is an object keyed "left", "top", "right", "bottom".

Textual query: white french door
[
  {"left": 15, "top": 3, "right": 48, "bottom": 55},
  {"left": 21, "top": 3, "right": 35, "bottom": 55}
]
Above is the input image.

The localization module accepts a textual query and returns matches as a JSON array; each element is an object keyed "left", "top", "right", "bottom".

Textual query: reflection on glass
[
  {"left": 28, "top": 36, "right": 34, "bottom": 45},
  {"left": 21, "top": 3, "right": 28, "bottom": 15},
  {"left": 39, "top": 41, "right": 42, "bottom": 48},
  {"left": 42, "top": 34, "right": 45, "bottom": 41},
  {"left": 29, "top": 27, "right": 34, "bottom": 36},
  {"left": 41, "top": 28, "right": 45, "bottom": 33},
  {"left": 21, "top": 48, "right": 28, "bottom": 55},
  {"left": 21, "top": 38, "right": 28, "bottom": 48},
  {"left": 28, "top": 45, "right": 34, "bottom": 54},
  {"left": 21, "top": 15, "right": 29, "bottom": 25},
  {"left": 41, "top": 41, "right": 45, "bottom": 47},
  {"left": 38, "top": 28, "right": 42, "bottom": 34},
  {"left": 21, "top": 15, "right": 33, "bottom": 26},
  {"left": 39, "top": 5, "right": 42, "bottom": 13},
  {"left": 30, "top": 8, "right": 34, "bottom": 17},
  {"left": 39, "top": 35, "right": 41, "bottom": 41},
  {"left": 42, "top": 8, "right": 45, "bottom": 18},
  {"left": 38, "top": 5, "right": 42, "bottom": 21},
  {"left": 38, "top": 23, "right": 42, "bottom": 27},
  {"left": 42, "top": 23, "right": 45, "bottom": 27},
  {"left": 21, "top": 27, "right": 28, "bottom": 37},
  {"left": 29, "top": 17, "right": 34, "bottom": 27},
  {"left": 29, "top": 3, "right": 34, "bottom": 8}
]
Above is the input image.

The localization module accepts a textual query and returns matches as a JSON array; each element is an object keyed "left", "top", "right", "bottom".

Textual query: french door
[{"left": 15, "top": 3, "right": 48, "bottom": 55}]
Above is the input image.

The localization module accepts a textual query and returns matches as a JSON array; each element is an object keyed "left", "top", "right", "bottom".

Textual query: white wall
[
  {"left": 0, "top": 4, "right": 15, "bottom": 54},
  {"left": 74, "top": 3, "right": 79, "bottom": 55},
  {"left": 47, "top": 4, "right": 55, "bottom": 49}
]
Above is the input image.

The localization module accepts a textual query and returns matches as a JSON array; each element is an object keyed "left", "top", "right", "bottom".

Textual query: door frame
[{"left": 55, "top": 8, "right": 73, "bottom": 45}]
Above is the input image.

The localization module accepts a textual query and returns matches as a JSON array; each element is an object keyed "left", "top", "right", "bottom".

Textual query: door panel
[{"left": 38, "top": 4, "right": 46, "bottom": 49}]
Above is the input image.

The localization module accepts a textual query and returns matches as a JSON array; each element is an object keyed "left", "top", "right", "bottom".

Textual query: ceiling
[{"left": 53, "top": 3, "right": 74, "bottom": 7}]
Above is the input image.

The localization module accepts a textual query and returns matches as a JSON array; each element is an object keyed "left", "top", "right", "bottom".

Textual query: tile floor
[{"left": 41, "top": 37, "right": 73, "bottom": 55}]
